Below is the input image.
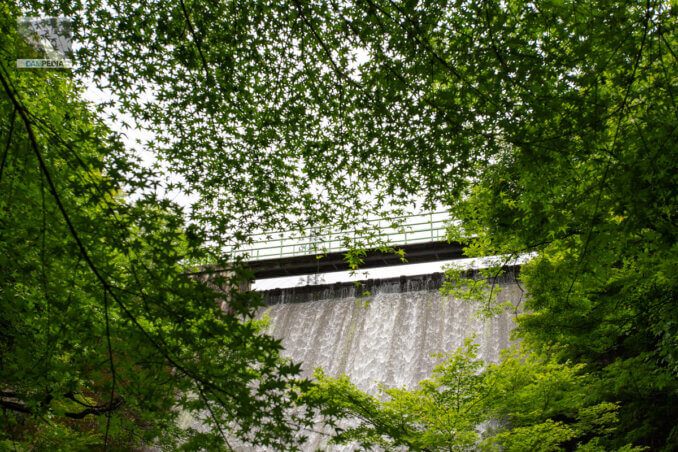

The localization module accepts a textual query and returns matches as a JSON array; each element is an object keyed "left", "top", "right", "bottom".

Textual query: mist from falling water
[{"left": 255, "top": 271, "right": 522, "bottom": 450}]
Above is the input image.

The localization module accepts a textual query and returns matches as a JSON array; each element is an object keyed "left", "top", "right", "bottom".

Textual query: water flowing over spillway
[{"left": 257, "top": 271, "right": 522, "bottom": 450}]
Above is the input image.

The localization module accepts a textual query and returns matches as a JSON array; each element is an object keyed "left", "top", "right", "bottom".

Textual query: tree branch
[
  {"left": 0, "top": 107, "right": 16, "bottom": 185},
  {"left": 0, "top": 394, "right": 123, "bottom": 419}
]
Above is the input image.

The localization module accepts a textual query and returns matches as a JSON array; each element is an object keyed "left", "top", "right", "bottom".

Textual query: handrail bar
[{"left": 225, "top": 211, "right": 451, "bottom": 262}]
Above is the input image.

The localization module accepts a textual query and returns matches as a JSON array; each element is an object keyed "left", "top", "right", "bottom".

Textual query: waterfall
[{"left": 256, "top": 270, "right": 521, "bottom": 450}]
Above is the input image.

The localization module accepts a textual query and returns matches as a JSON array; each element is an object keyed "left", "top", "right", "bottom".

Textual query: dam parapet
[{"left": 259, "top": 265, "right": 520, "bottom": 306}]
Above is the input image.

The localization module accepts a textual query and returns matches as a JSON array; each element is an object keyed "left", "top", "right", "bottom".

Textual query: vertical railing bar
[
  {"left": 312, "top": 226, "right": 317, "bottom": 255},
  {"left": 430, "top": 212, "right": 434, "bottom": 241}
]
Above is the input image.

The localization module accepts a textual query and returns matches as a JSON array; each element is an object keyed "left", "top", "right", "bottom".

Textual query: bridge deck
[{"left": 246, "top": 240, "right": 465, "bottom": 279}]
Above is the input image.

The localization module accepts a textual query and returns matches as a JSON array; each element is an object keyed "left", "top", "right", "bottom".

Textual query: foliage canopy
[
  {"left": 2, "top": 0, "right": 677, "bottom": 450},
  {"left": 306, "top": 341, "right": 644, "bottom": 451}
]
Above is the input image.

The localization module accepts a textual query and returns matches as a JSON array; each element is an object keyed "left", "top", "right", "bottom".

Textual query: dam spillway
[
  {"left": 188, "top": 223, "right": 525, "bottom": 450},
  {"left": 255, "top": 269, "right": 521, "bottom": 449}
]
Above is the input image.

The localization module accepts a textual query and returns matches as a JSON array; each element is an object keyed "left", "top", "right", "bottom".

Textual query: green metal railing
[{"left": 229, "top": 211, "right": 450, "bottom": 262}]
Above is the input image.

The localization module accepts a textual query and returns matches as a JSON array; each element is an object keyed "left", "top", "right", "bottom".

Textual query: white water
[{"left": 257, "top": 274, "right": 521, "bottom": 450}]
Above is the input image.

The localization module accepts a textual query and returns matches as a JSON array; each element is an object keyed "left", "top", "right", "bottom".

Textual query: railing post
[
  {"left": 430, "top": 212, "right": 434, "bottom": 241},
  {"left": 312, "top": 226, "right": 317, "bottom": 255}
]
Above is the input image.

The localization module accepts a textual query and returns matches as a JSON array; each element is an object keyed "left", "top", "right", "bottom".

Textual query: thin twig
[{"left": 103, "top": 290, "right": 116, "bottom": 449}]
